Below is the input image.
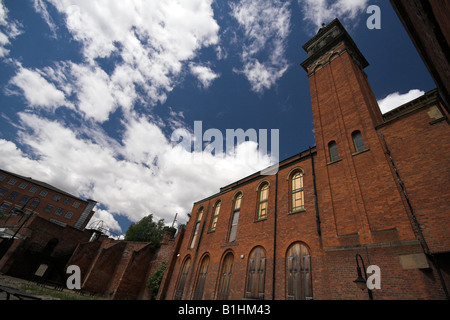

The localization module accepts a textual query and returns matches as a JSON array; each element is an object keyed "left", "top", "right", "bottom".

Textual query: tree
[
  {"left": 146, "top": 262, "right": 167, "bottom": 299},
  {"left": 124, "top": 214, "right": 165, "bottom": 248}
]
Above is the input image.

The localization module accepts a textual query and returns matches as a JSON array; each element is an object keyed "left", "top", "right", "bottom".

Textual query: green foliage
[
  {"left": 146, "top": 262, "right": 167, "bottom": 300},
  {"left": 124, "top": 214, "right": 165, "bottom": 248}
]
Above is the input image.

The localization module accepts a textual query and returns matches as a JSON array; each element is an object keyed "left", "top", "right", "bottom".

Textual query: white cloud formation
[
  {"left": 377, "top": 89, "right": 425, "bottom": 114},
  {"left": 8, "top": 64, "right": 73, "bottom": 111},
  {"left": 231, "top": 0, "right": 291, "bottom": 93},
  {"left": 0, "top": 1, "right": 22, "bottom": 57},
  {"left": 0, "top": 112, "right": 273, "bottom": 234},
  {"left": 32, "top": 0, "right": 58, "bottom": 38},
  {"left": 189, "top": 63, "right": 220, "bottom": 88},
  {"left": 298, "top": 0, "right": 369, "bottom": 33},
  {"left": 45, "top": 0, "right": 220, "bottom": 113},
  {"left": 0, "top": 0, "right": 279, "bottom": 236}
]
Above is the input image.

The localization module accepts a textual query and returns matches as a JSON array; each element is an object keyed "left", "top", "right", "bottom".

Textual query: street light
[
  {"left": 353, "top": 253, "right": 373, "bottom": 300},
  {"left": 0, "top": 196, "right": 41, "bottom": 260}
]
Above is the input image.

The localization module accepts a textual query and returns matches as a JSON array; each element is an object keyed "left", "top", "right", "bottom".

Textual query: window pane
[
  {"left": 260, "top": 184, "right": 268, "bottom": 201},
  {"left": 229, "top": 211, "right": 239, "bottom": 242},
  {"left": 211, "top": 203, "right": 221, "bottom": 231},
  {"left": 292, "top": 191, "right": 303, "bottom": 211},
  {"left": 258, "top": 201, "right": 267, "bottom": 219},
  {"left": 352, "top": 131, "right": 365, "bottom": 152},
  {"left": 234, "top": 194, "right": 242, "bottom": 210},
  {"left": 292, "top": 172, "right": 303, "bottom": 191},
  {"left": 328, "top": 141, "right": 339, "bottom": 161},
  {"left": 0, "top": 187, "right": 8, "bottom": 196}
]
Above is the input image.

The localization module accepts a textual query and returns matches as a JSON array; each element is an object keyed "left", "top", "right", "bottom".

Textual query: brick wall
[{"left": 161, "top": 19, "right": 449, "bottom": 300}]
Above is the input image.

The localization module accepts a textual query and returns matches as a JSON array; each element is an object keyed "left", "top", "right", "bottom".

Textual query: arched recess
[
  {"left": 192, "top": 254, "right": 210, "bottom": 300},
  {"left": 245, "top": 246, "right": 267, "bottom": 299},
  {"left": 286, "top": 242, "right": 313, "bottom": 300},
  {"left": 216, "top": 251, "right": 234, "bottom": 300},
  {"left": 174, "top": 255, "right": 191, "bottom": 300}
]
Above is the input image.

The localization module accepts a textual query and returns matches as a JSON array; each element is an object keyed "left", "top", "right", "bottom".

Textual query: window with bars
[
  {"left": 352, "top": 130, "right": 366, "bottom": 153},
  {"left": 189, "top": 207, "right": 204, "bottom": 249},
  {"left": 245, "top": 246, "right": 266, "bottom": 299},
  {"left": 210, "top": 201, "right": 221, "bottom": 232},
  {"left": 257, "top": 183, "right": 269, "bottom": 220},
  {"left": 291, "top": 171, "right": 304, "bottom": 213},
  {"left": 174, "top": 257, "right": 191, "bottom": 300},
  {"left": 229, "top": 193, "right": 242, "bottom": 243},
  {"left": 286, "top": 243, "right": 313, "bottom": 300}
]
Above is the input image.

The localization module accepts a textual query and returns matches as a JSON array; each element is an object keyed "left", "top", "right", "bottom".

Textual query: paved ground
[
  {"left": 0, "top": 274, "right": 41, "bottom": 300},
  {"left": 0, "top": 274, "right": 59, "bottom": 300}
]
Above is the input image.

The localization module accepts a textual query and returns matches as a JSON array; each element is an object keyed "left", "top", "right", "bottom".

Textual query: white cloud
[
  {"left": 45, "top": 0, "right": 220, "bottom": 112},
  {"left": 189, "top": 63, "right": 220, "bottom": 88},
  {"left": 0, "top": 112, "right": 273, "bottom": 235},
  {"left": 298, "top": 0, "right": 369, "bottom": 33},
  {"left": 231, "top": 0, "right": 291, "bottom": 93},
  {"left": 377, "top": 89, "right": 425, "bottom": 114},
  {"left": 32, "top": 0, "right": 58, "bottom": 38},
  {"left": 8, "top": 64, "right": 73, "bottom": 111},
  {"left": 88, "top": 209, "right": 122, "bottom": 234},
  {"left": 70, "top": 63, "right": 116, "bottom": 122},
  {"left": 0, "top": 1, "right": 22, "bottom": 57}
]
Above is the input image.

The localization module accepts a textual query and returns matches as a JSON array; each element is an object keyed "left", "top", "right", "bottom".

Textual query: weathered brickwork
[
  {"left": 161, "top": 19, "right": 450, "bottom": 300},
  {"left": 66, "top": 227, "right": 179, "bottom": 299}
]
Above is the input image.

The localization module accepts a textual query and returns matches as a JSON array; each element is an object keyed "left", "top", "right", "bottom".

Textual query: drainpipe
[
  {"left": 309, "top": 147, "right": 321, "bottom": 236},
  {"left": 380, "top": 134, "right": 449, "bottom": 300},
  {"left": 272, "top": 171, "right": 278, "bottom": 300}
]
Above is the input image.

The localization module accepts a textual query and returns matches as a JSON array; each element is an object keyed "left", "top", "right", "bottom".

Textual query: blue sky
[{"left": 0, "top": 0, "right": 435, "bottom": 236}]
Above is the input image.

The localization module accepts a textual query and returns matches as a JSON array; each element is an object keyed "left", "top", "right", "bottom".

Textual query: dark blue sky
[{"left": 0, "top": 0, "right": 435, "bottom": 235}]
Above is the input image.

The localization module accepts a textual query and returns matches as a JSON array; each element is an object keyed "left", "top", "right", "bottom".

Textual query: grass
[{"left": 19, "top": 283, "right": 107, "bottom": 300}]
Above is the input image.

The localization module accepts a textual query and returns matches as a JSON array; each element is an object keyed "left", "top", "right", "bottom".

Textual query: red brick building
[
  {"left": 160, "top": 19, "right": 450, "bottom": 300},
  {"left": 0, "top": 168, "right": 97, "bottom": 283}
]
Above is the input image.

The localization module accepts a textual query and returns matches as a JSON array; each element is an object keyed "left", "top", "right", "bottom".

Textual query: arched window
[
  {"left": 229, "top": 193, "right": 242, "bottom": 242},
  {"left": 189, "top": 207, "right": 204, "bottom": 249},
  {"left": 286, "top": 242, "right": 313, "bottom": 300},
  {"left": 245, "top": 246, "right": 266, "bottom": 299},
  {"left": 210, "top": 201, "right": 221, "bottom": 232},
  {"left": 174, "top": 257, "right": 191, "bottom": 300},
  {"left": 193, "top": 255, "right": 210, "bottom": 300},
  {"left": 328, "top": 141, "right": 339, "bottom": 162},
  {"left": 291, "top": 171, "right": 304, "bottom": 213},
  {"left": 352, "top": 130, "right": 366, "bottom": 153},
  {"left": 217, "top": 252, "right": 234, "bottom": 300},
  {"left": 257, "top": 183, "right": 269, "bottom": 220}
]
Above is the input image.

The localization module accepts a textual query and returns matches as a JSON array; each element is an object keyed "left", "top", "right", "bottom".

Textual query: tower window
[
  {"left": 352, "top": 131, "right": 366, "bottom": 153},
  {"left": 328, "top": 141, "right": 339, "bottom": 162}
]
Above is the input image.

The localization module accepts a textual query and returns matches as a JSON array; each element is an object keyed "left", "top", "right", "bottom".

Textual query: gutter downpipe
[
  {"left": 309, "top": 147, "right": 321, "bottom": 236},
  {"left": 272, "top": 171, "right": 278, "bottom": 300}
]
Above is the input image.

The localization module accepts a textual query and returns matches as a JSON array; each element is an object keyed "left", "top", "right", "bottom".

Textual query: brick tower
[{"left": 301, "top": 19, "right": 415, "bottom": 247}]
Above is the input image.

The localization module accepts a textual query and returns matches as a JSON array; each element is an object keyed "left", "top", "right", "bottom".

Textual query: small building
[{"left": 0, "top": 168, "right": 97, "bottom": 285}]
